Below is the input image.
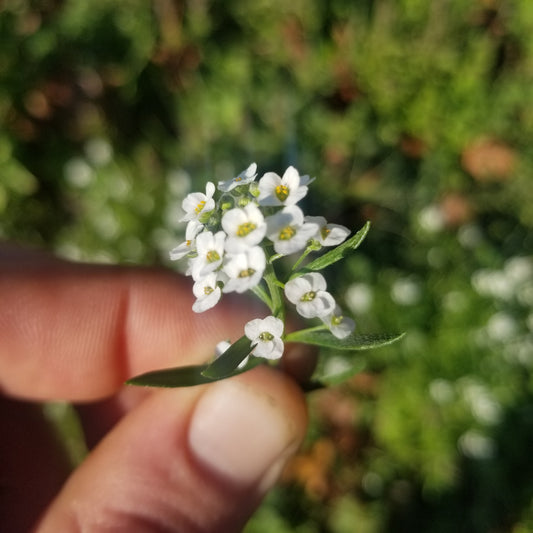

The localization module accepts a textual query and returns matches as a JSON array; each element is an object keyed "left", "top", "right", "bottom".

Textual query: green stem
[
  {"left": 284, "top": 324, "right": 329, "bottom": 342},
  {"left": 269, "top": 253, "right": 284, "bottom": 264},
  {"left": 291, "top": 240, "right": 322, "bottom": 273},
  {"left": 263, "top": 261, "right": 285, "bottom": 322},
  {"left": 291, "top": 248, "right": 312, "bottom": 272},
  {"left": 251, "top": 283, "right": 273, "bottom": 313}
]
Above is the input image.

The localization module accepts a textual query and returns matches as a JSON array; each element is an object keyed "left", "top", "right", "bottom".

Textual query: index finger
[{"left": 0, "top": 248, "right": 263, "bottom": 401}]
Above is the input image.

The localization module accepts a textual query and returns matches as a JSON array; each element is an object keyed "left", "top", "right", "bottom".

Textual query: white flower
[
  {"left": 321, "top": 305, "right": 355, "bottom": 339},
  {"left": 181, "top": 181, "right": 216, "bottom": 222},
  {"left": 192, "top": 272, "right": 222, "bottom": 313},
  {"left": 284, "top": 272, "right": 336, "bottom": 318},
  {"left": 257, "top": 166, "right": 308, "bottom": 206},
  {"left": 304, "top": 216, "right": 350, "bottom": 247},
  {"left": 265, "top": 205, "right": 319, "bottom": 255},
  {"left": 222, "top": 246, "right": 266, "bottom": 293},
  {"left": 218, "top": 163, "right": 257, "bottom": 192},
  {"left": 244, "top": 316, "right": 284, "bottom": 359},
  {"left": 221, "top": 203, "right": 267, "bottom": 253},
  {"left": 169, "top": 220, "right": 203, "bottom": 260},
  {"left": 189, "top": 230, "right": 226, "bottom": 281},
  {"left": 215, "top": 340, "right": 249, "bottom": 368}
]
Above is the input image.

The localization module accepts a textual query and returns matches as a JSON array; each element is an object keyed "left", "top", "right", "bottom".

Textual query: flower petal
[
  {"left": 244, "top": 318, "right": 263, "bottom": 340},
  {"left": 281, "top": 166, "right": 300, "bottom": 188},
  {"left": 307, "top": 272, "right": 327, "bottom": 292},
  {"left": 284, "top": 276, "right": 312, "bottom": 304},
  {"left": 262, "top": 316, "right": 284, "bottom": 337}
]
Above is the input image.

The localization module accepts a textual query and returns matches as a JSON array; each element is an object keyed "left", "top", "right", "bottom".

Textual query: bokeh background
[{"left": 2, "top": 1, "right": 533, "bottom": 531}]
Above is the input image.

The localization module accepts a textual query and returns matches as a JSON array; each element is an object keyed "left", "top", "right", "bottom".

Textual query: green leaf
[
  {"left": 302, "top": 221, "right": 371, "bottom": 273},
  {"left": 126, "top": 364, "right": 216, "bottom": 388},
  {"left": 284, "top": 329, "right": 405, "bottom": 350},
  {"left": 201, "top": 335, "right": 254, "bottom": 379},
  {"left": 126, "top": 356, "right": 263, "bottom": 388}
]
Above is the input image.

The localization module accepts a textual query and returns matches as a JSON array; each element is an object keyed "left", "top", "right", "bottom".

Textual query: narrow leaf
[
  {"left": 126, "top": 356, "right": 263, "bottom": 388},
  {"left": 285, "top": 330, "right": 405, "bottom": 350},
  {"left": 201, "top": 335, "right": 254, "bottom": 379},
  {"left": 303, "top": 221, "right": 371, "bottom": 272},
  {"left": 126, "top": 364, "right": 216, "bottom": 388}
]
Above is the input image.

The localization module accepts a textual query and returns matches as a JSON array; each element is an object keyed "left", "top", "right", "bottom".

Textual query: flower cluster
[
  {"left": 170, "top": 163, "right": 355, "bottom": 361},
  {"left": 126, "top": 164, "right": 402, "bottom": 390}
]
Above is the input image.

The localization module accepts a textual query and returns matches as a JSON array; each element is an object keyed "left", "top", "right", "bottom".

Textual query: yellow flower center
[
  {"left": 320, "top": 226, "right": 331, "bottom": 240},
  {"left": 275, "top": 184, "right": 290, "bottom": 202},
  {"left": 259, "top": 331, "right": 274, "bottom": 341},
  {"left": 204, "top": 286, "right": 214, "bottom": 295},
  {"left": 206, "top": 250, "right": 220, "bottom": 263},
  {"left": 279, "top": 225, "right": 296, "bottom": 240},
  {"left": 331, "top": 315, "right": 343, "bottom": 326},
  {"left": 194, "top": 200, "right": 206, "bottom": 214},
  {"left": 237, "top": 222, "right": 257, "bottom": 237},
  {"left": 300, "top": 291, "right": 316, "bottom": 302},
  {"left": 238, "top": 268, "right": 256, "bottom": 278}
]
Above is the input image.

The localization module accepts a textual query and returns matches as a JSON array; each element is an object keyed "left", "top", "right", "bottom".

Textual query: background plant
[{"left": 1, "top": 1, "right": 532, "bottom": 531}]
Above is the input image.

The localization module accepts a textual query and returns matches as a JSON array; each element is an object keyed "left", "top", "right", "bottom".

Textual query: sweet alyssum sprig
[{"left": 127, "top": 164, "right": 403, "bottom": 390}]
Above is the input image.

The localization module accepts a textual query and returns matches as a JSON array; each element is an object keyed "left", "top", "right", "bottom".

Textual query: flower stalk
[{"left": 262, "top": 261, "right": 285, "bottom": 323}]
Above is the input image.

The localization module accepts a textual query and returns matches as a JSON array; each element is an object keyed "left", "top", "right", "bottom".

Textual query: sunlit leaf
[
  {"left": 302, "top": 221, "right": 371, "bottom": 272},
  {"left": 285, "top": 329, "right": 405, "bottom": 350}
]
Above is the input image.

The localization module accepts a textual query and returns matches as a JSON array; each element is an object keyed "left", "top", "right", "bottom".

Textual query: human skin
[{"left": 0, "top": 245, "right": 308, "bottom": 532}]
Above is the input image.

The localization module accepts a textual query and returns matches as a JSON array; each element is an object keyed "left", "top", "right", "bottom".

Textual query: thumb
[{"left": 35, "top": 366, "right": 307, "bottom": 533}]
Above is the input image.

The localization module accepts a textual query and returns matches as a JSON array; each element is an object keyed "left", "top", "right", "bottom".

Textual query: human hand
[{"left": 0, "top": 245, "right": 308, "bottom": 532}]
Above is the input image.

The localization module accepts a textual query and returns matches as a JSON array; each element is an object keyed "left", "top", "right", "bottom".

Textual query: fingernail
[{"left": 188, "top": 378, "right": 297, "bottom": 488}]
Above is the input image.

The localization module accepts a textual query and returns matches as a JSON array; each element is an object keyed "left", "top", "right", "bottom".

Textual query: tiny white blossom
[
  {"left": 321, "top": 305, "right": 355, "bottom": 339},
  {"left": 305, "top": 216, "right": 350, "bottom": 247},
  {"left": 284, "top": 272, "right": 336, "bottom": 318},
  {"left": 192, "top": 272, "right": 222, "bottom": 313},
  {"left": 169, "top": 220, "right": 203, "bottom": 260},
  {"left": 189, "top": 230, "right": 226, "bottom": 281},
  {"left": 244, "top": 316, "right": 284, "bottom": 359},
  {"left": 218, "top": 163, "right": 257, "bottom": 192},
  {"left": 221, "top": 203, "right": 267, "bottom": 253},
  {"left": 222, "top": 246, "right": 266, "bottom": 293},
  {"left": 181, "top": 181, "right": 216, "bottom": 222},
  {"left": 266, "top": 205, "right": 319, "bottom": 255},
  {"left": 215, "top": 340, "right": 249, "bottom": 368},
  {"left": 257, "top": 166, "right": 308, "bottom": 206}
]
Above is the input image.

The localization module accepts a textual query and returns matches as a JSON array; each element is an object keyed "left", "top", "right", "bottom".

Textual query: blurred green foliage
[{"left": 1, "top": 0, "right": 532, "bottom": 531}]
